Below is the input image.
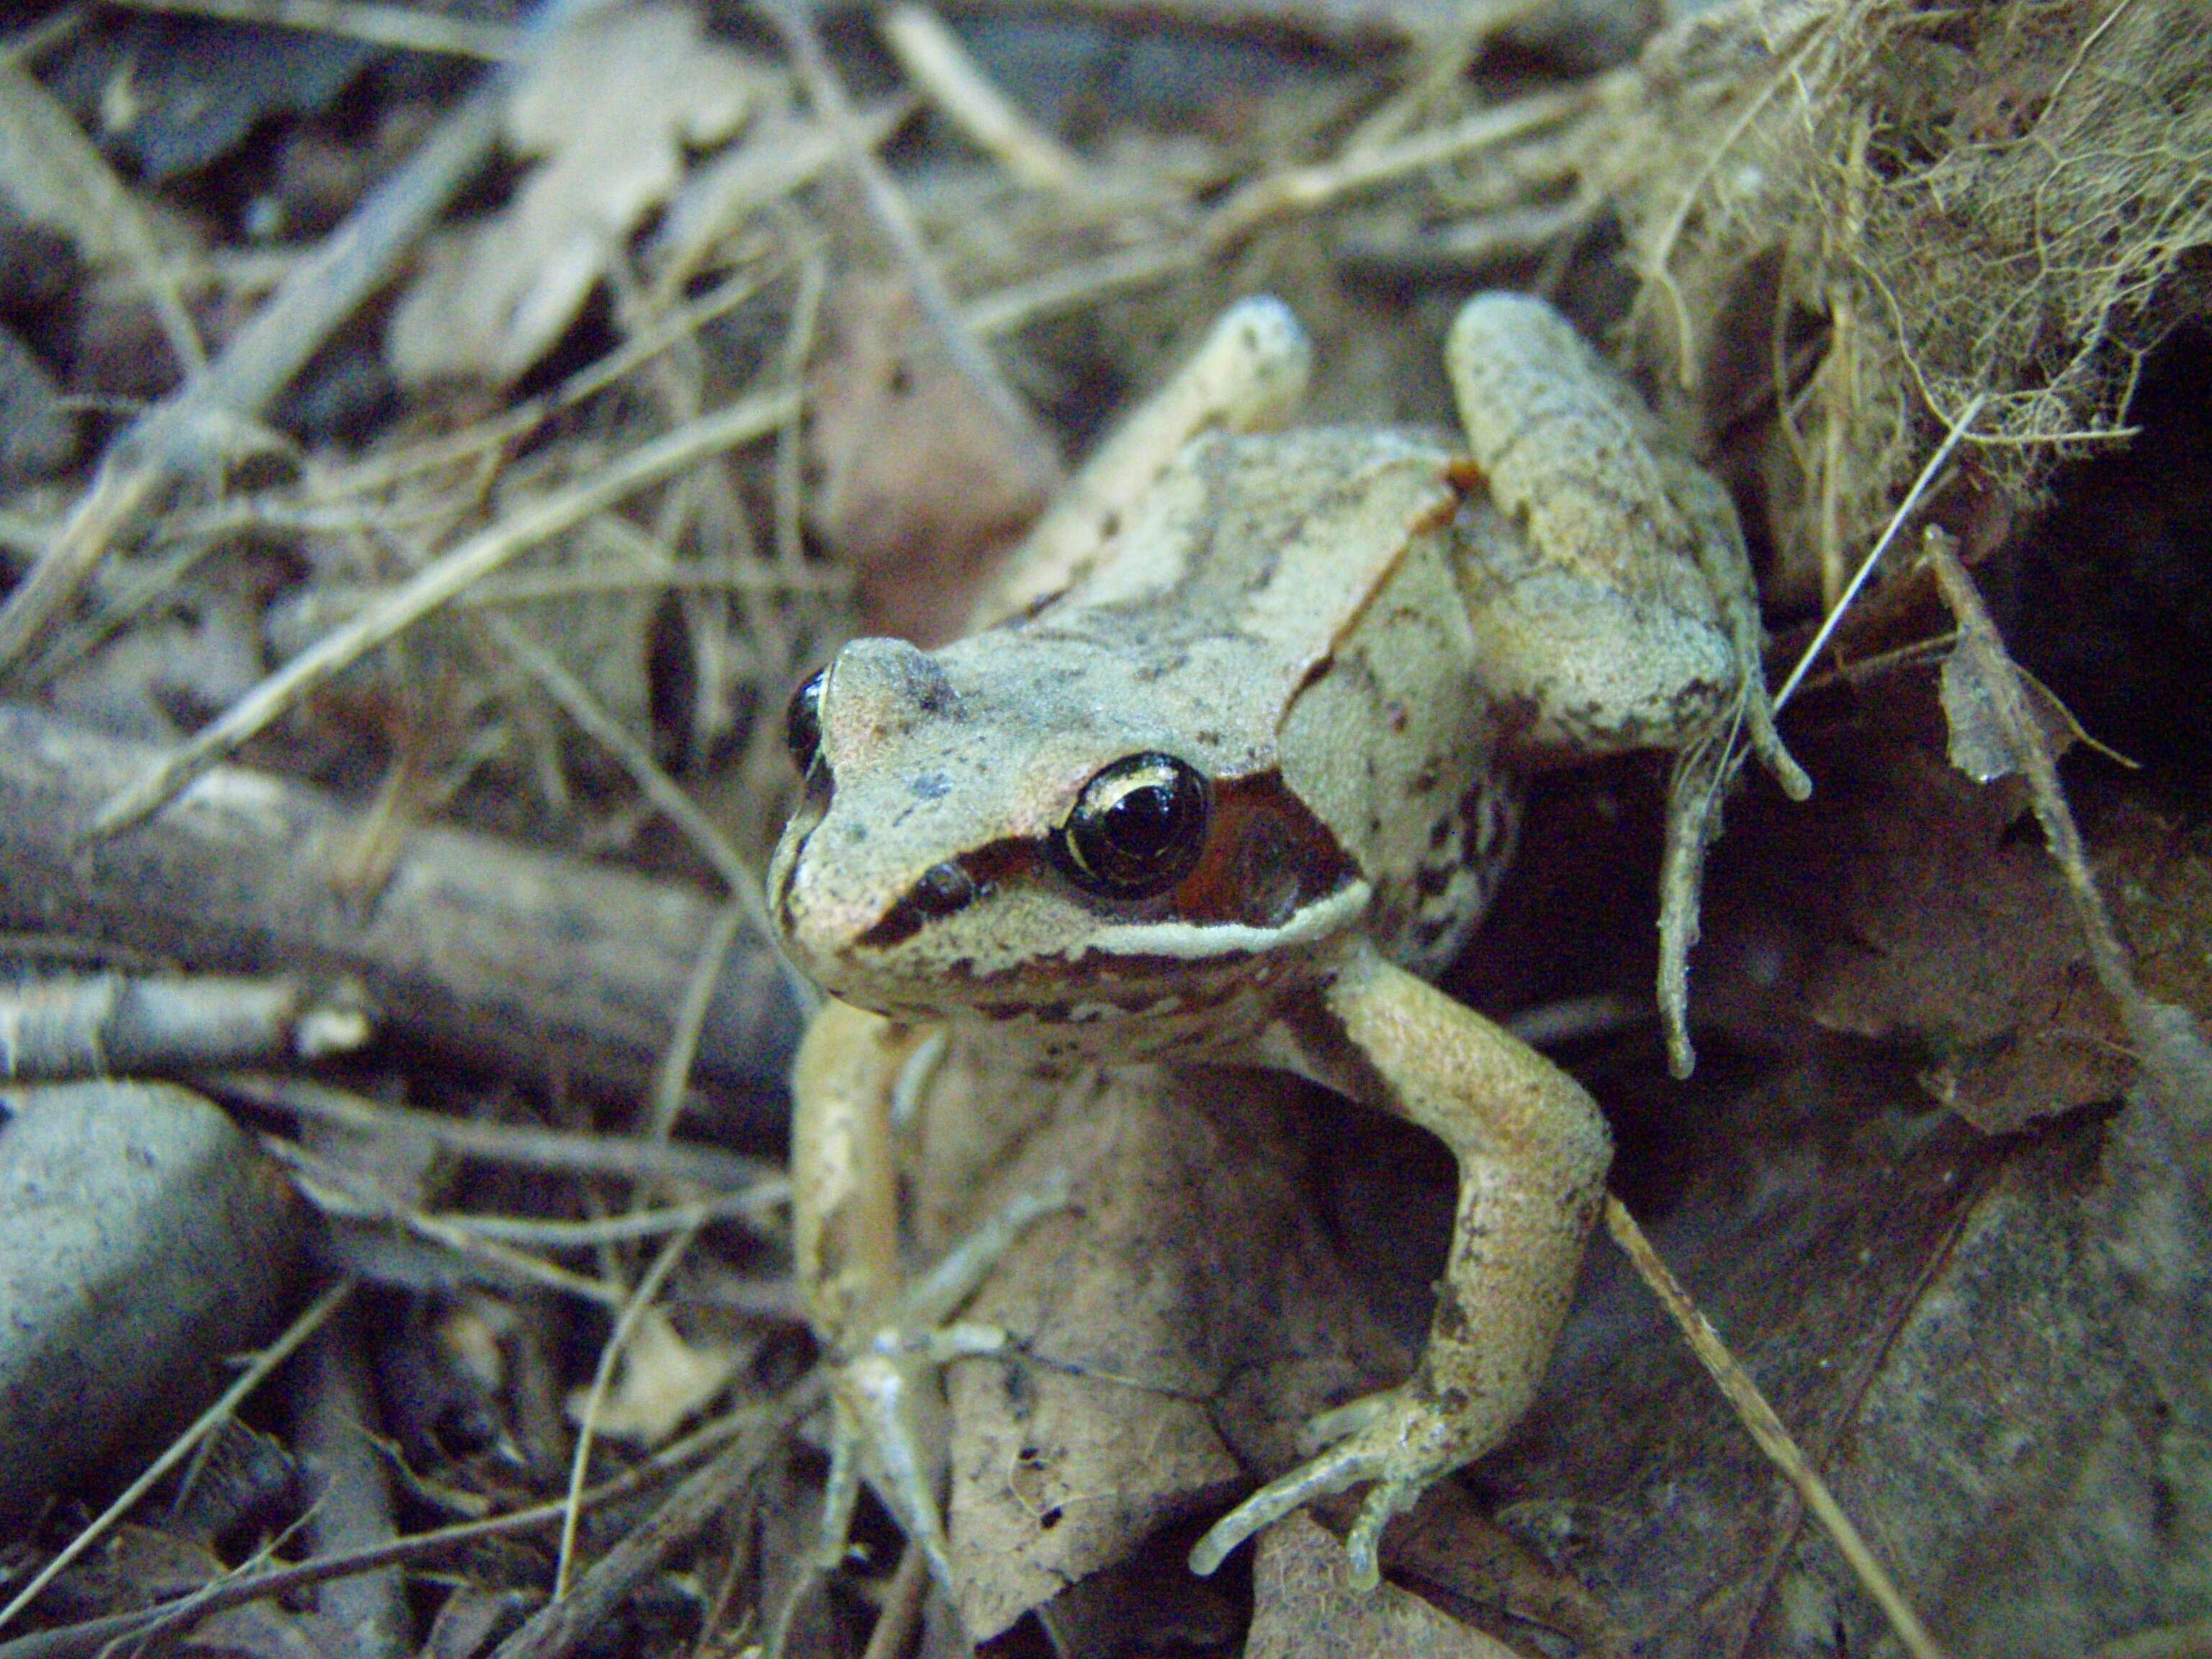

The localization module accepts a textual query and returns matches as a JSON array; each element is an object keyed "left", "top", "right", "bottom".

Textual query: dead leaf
[
  {"left": 1485, "top": 1053, "right": 2208, "bottom": 1659},
  {"left": 565, "top": 1306, "right": 742, "bottom": 1445},
  {"left": 807, "top": 272, "right": 1058, "bottom": 644},
  {"left": 900, "top": 1043, "right": 1404, "bottom": 1640},
  {"left": 1248, "top": 1513, "right": 1526, "bottom": 1658},
  {"left": 1691, "top": 671, "right": 2135, "bottom": 1132},
  {"left": 388, "top": 4, "right": 769, "bottom": 387}
]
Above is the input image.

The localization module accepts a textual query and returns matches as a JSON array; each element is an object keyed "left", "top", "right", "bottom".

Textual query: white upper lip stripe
[{"left": 1081, "top": 884, "right": 1369, "bottom": 961}]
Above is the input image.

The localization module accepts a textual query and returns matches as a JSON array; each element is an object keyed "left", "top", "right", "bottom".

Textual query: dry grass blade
[
  {"left": 768, "top": 0, "right": 1063, "bottom": 491},
  {"left": 0, "top": 61, "right": 204, "bottom": 372},
  {"left": 92, "top": 0, "right": 520, "bottom": 59},
  {"left": 89, "top": 385, "right": 795, "bottom": 835},
  {"left": 214, "top": 1070, "right": 780, "bottom": 1189},
  {"left": 879, "top": 4, "right": 1086, "bottom": 193},
  {"left": 1203, "top": 83, "right": 1591, "bottom": 249},
  {"left": 1603, "top": 1197, "right": 1948, "bottom": 1659},
  {"left": 555, "top": 1223, "right": 704, "bottom": 1597},
  {"left": 1773, "top": 392, "right": 1987, "bottom": 711},
  {"left": 487, "top": 1375, "right": 826, "bottom": 1659},
  {"left": 0, "top": 1399, "right": 796, "bottom": 1659}
]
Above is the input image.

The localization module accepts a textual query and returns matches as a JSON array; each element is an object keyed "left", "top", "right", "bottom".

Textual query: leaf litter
[{"left": 0, "top": 0, "right": 2209, "bottom": 1656}]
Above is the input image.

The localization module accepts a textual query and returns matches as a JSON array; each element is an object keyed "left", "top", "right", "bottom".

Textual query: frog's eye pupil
[
  {"left": 786, "top": 670, "right": 826, "bottom": 773},
  {"left": 1056, "top": 753, "right": 1210, "bottom": 898}
]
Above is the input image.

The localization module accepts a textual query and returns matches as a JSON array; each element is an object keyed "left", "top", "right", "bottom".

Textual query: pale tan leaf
[
  {"left": 388, "top": 4, "right": 770, "bottom": 387},
  {"left": 565, "top": 1307, "right": 742, "bottom": 1445}
]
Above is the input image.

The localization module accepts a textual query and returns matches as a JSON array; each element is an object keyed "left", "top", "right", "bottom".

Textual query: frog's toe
[{"left": 1187, "top": 1388, "right": 1472, "bottom": 1586}]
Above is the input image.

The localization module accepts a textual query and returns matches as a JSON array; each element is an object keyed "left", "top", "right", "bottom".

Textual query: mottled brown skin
[{"left": 770, "top": 292, "right": 1802, "bottom": 1596}]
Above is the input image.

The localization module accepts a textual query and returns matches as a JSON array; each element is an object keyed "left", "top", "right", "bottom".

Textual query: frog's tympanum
[{"left": 768, "top": 293, "right": 1807, "bottom": 1605}]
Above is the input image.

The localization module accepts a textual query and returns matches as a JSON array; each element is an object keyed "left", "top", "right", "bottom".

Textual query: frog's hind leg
[
  {"left": 1191, "top": 939, "right": 1610, "bottom": 1587},
  {"left": 1444, "top": 291, "right": 1807, "bottom": 1075},
  {"left": 981, "top": 295, "right": 1314, "bottom": 626}
]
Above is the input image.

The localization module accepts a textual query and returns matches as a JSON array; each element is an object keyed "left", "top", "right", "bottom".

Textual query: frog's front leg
[
  {"left": 1445, "top": 292, "right": 1811, "bottom": 1071},
  {"left": 1190, "top": 939, "right": 1610, "bottom": 1587},
  {"left": 790, "top": 1000, "right": 1070, "bottom": 1601},
  {"left": 791, "top": 1000, "right": 948, "bottom": 1588}
]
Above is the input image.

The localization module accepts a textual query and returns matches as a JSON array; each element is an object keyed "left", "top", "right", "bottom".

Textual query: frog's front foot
[{"left": 1187, "top": 1385, "right": 1475, "bottom": 1588}]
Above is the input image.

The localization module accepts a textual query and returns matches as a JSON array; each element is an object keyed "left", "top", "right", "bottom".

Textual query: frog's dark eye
[
  {"left": 785, "top": 670, "right": 826, "bottom": 773},
  {"left": 1054, "top": 753, "right": 1210, "bottom": 899}
]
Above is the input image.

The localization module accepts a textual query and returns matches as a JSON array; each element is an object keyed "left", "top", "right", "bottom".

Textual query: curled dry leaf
[{"left": 388, "top": 4, "right": 770, "bottom": 387}]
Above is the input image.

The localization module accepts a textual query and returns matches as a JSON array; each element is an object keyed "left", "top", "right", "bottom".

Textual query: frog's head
[{"left": 767, "top": 634, "right": 1364, "bottom": 1053}]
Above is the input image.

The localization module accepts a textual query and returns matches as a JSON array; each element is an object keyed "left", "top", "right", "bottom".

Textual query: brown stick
[{"left": 0, "top": 702, "right": 799, "bottom": 1117}]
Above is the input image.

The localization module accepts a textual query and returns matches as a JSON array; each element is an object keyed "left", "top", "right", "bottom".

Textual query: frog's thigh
[
  {"left": 791, "top": 998, "right": 925, "bottom": 1337},
  {"left": 1445, "top": 293, "right": 1740, "bottom": 754},
  {"left": 1324, "top": 943, "right": 1610, "bottom": 1438}
]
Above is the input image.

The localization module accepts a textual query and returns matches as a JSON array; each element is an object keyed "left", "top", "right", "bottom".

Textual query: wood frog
[{"left": 767, "top": 292, "right": 1808, "bottom": 1609}]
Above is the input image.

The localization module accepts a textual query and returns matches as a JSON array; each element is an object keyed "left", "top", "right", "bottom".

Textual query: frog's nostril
[{"left": 858, "top": 860, "right": 978, "bottom": 950}]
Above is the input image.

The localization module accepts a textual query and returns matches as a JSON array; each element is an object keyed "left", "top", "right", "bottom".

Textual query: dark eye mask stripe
[{"left": 853, "top": 770, "right": 1358, "bottom": 953}]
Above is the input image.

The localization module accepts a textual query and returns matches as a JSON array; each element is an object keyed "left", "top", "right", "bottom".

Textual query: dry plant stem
[
  {"left": 0, "top": 64, "right": 204, "bottom": 373},
  {"left": 1203, "top": 84, "right": 1590, "bottom": 249},
  {"left": 768, "top": 0, "right": 1064, "bottom": 492},
  {"left": 0, "top": 1393, "right": 796, "bottom": 1659},
  {"left": 299, "top": 1313, "right": 408, "bottom": 1659},
  {"left": 1923, "top": 539, "right": 2154, "bottom": 1021},
  {"left": 556, "top": 1221, "right": 703, "bottom": 1597},
  {"left": 270, "top": 1143, "right": 634, "bottom": 1305},
  {"left": 90, "top": 382, "right": 796, "bottom": 835},
  {"left": 1923, "top": 539, "right": 2212, "bottom": 1182},
  {"left": 0, "top": 1277, "right": 356, "bottom": 1637},
  {"left": 774, "top": 234, "right": 830, "bottom": 574},
  {"left": 0, "top": 21, "right": 536, "bottom": 680},
  {"left": 859, "top": 1541, "right": 930, "bottom": 1659},
  {"left": 961, "top": 240, "right": 1205, "bottom": 339},
  {"left": 215, "top": 1070, "right": 781, "bottom": 1192},
  {"left": 1341, "top": 0, "right": 1549, "bottom": 151},
  {"left": 0, "top": 12, "right": 79, "bottom": 65},
  {"left": 98, "top": 0, "right": 521, "bottom": 57},
  {"left": 879, "top": 4, "right": 1086, "bottom": 192},
  {"left": 952, "top": 89, "right": 1586, "bottom": 341},
  {"left": 1602, "top": 1198, "right": 1948, "bottom": 1659},
  {"left": 488, "top": 1377, "right": 827, "bottom": 1659},
  {"left": 474, "top": 613, "right": 780, "bottom": 948},
  {"left": 441, "top": 1194, "right": 777, "bottom": 1249},
  {"left": 643, "top": 897, "right": 752, "bottom": 1149},
  {"left": 0, "top": 703, "right": 800, "bottom": 1107}
]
